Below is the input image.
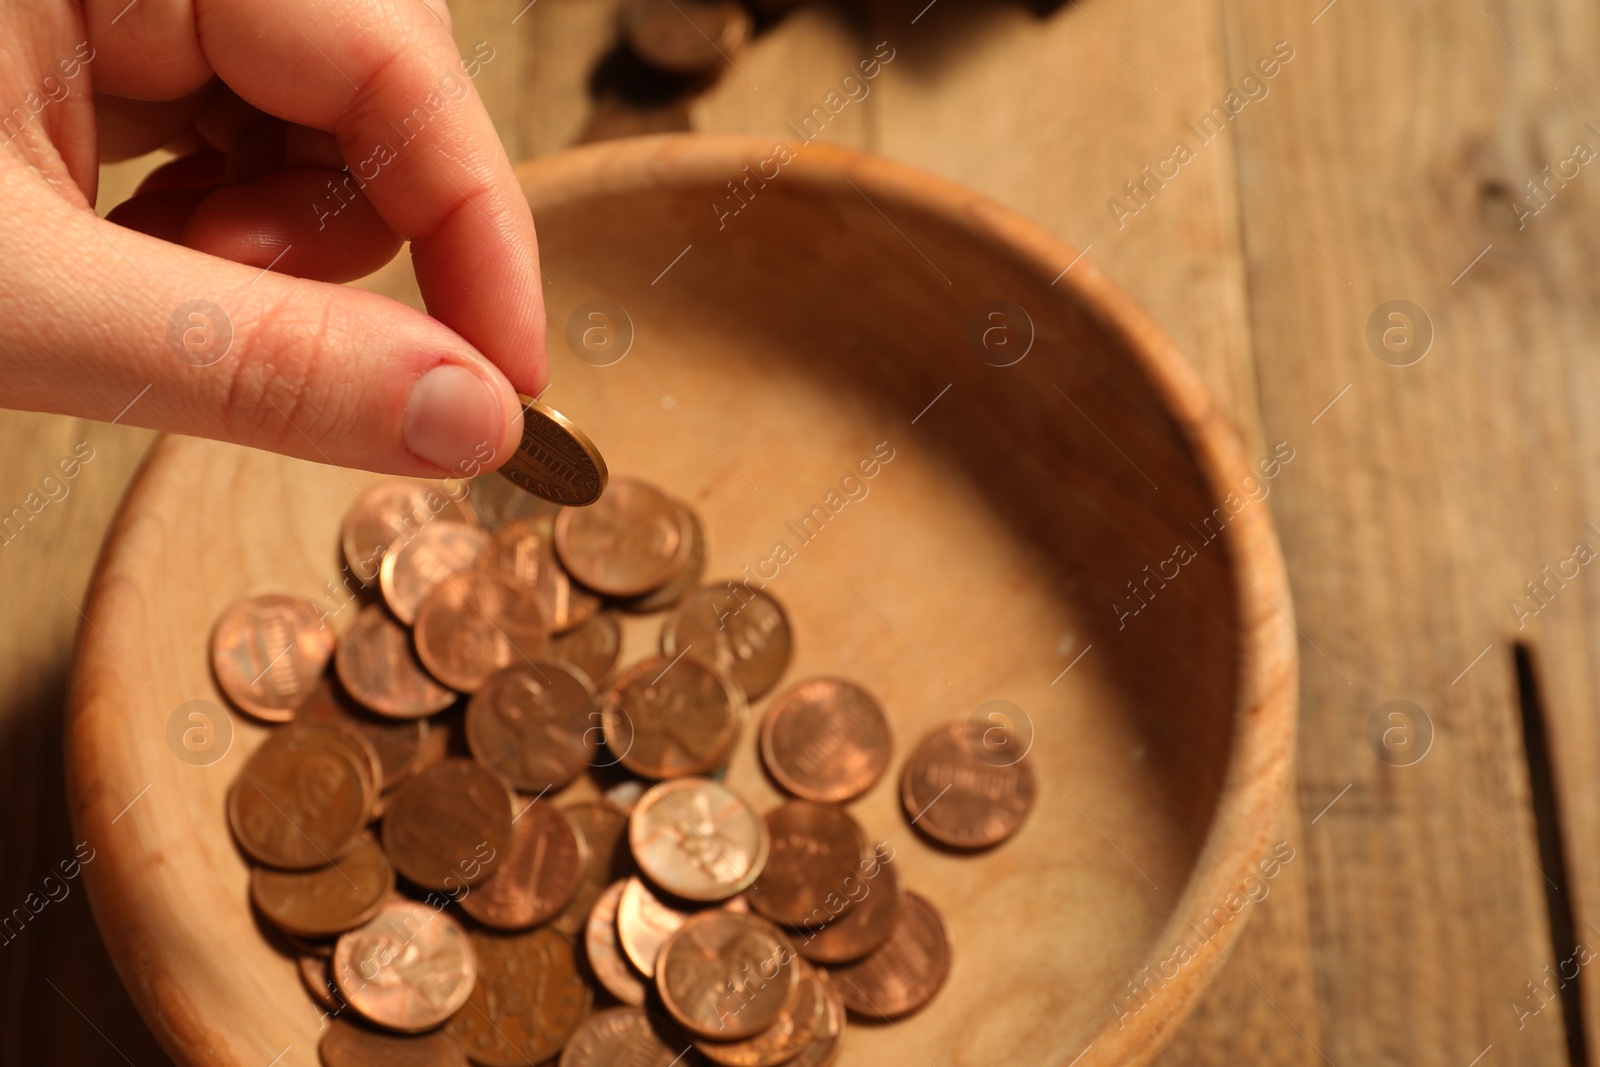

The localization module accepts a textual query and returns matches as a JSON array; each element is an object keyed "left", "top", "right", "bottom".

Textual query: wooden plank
[
  {"left": 866, "top": 1, "right": 1320, "bottom": 1061},
  {"left": 0, "top": 411, "right": 161, "bottom": 1060},
  {"left": 1219, "top": 0, "right": 1600, "bottom": 1062}
]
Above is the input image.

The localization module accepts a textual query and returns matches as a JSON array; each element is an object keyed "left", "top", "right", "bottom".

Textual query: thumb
[{"left": 0, "top": 176, "right": 526, "bottom": 477}]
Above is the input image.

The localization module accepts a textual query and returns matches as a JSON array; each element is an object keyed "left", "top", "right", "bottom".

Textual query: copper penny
[
  {"left": 553, "top": 477, "right": 684, "bottom": 597},
  {"left": 382, "top": 759, "right": 514, "bottom": 892},
  {"left": 229, "top": 727, "right": 368, "bottom": 869},
  {"left": 380, "top": 520, "right": 490, "bottom": 625},
  {"left": 446, "top": 927, "right": 592, "bottom": 1066},
  {"left": 413, "top": 569, "right": 549, "bottom": 693},
  {"left": 298, "top": 954, "right": 345, "bottom": 1014},
  {"left": 479, "top": 515, "right": 602, "bottom": 634},
  {"left": 318, "top": 1017, "right": 468, "bottom": 1066},
  {"left": 497, "top": 394, "right": 608, "bottom": 508},
  {"left": 465, "top": 662, "right": 597, "bottom": 793},
  {"left": 695, "top": 958, "right": 826, "bottom": 1067},
  {"left": 661, "top": 583, "right": 792, "bottom": 701},
  {"left": 298, "top": 677, "right": 427, "bottom": 794},
  {"left": 793, "top": 843, "right": 901, "bottom": 964},
  {"left": 251, "top": 832, "right": 394, "bottom": 938},
  {"left": 900, "top": 721, "right": 1036, "bottom": 848},
  {"left": 792, "top": 971, "right": 844, "bottom": 1067},
  {"left": 584, "top": 879, "right": 648, "bottom": 1006},
  {"left": 550, "top": 611, "right": 624, "bottom": 692},
  {"left": 747, "top": 801, "right": 870, "bottom": 928},
  {"left": 825, "top": 891, "right": 951, "bottom": 1019},
  {"left": 210, "top": 592, "right": 334, "bottom": 722},
  {"left": 333, "top": 902, "right": 477, "bottom": 1033},
  {"left": 551, "top": 802, "right": 632, "bottom": 938},
  {"left": 291, "top": 721, "right": 382, "bottom": 820},
  {"left": 656, "top": 911, "right": 798, "bottom": 1039},
  {"left": 631, "top": 779, "right": 769, "bottom": 902},
  {"left": 760, "top": 678, "right": 892, "bottom": 803},
  {"left": 617, "top": 502, "right": 705, "bottom": 614},
  {"left": 335, "top": 604, "right": 457, "bottom": 719},
  {"left": 341, "top": 481, "right": 477, "bottom": 586},
  {"left": 559, "top": 1008, "right": 682, "bottom": 1067},
  {"left": 601, "top": 656, "right": 743, "bottom": 780},
  {"left": 459, "top": 799, "right": 586, "bottom": 929},
  {"left": 623, "top": 0, "right": 752, "bottom": 76},
  {"left": 615, "top": 875, "right": 692, "bottom": 978}
]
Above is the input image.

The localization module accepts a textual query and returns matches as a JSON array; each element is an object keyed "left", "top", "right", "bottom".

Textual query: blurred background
[{"left": 4, "top": 0, "right": 1599, "bottom": 1063}]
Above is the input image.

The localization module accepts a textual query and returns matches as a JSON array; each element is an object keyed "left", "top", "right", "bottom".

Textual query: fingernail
[{"left": 403, "top": 364, "right": 503, "bottom": 472}]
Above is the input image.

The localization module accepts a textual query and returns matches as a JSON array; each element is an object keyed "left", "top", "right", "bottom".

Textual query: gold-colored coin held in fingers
[{"left": 499, "top": 395, "right": 609, "bottom": 507}]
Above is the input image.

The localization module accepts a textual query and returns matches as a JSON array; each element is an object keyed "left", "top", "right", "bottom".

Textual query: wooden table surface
[{"left": 3, "top": 0, "right": 1595, "bottom": 1063}]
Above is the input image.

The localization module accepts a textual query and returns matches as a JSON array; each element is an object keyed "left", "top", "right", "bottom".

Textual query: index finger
[{"left": 189, "top": 0, "right": 545, "bottom": 394}]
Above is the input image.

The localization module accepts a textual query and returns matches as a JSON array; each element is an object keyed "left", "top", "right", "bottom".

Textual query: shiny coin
[
  {"left": 601, "top": 657, "right": 743, "bottom": 780},
  {"left": 550, "top": 611, "right": 624, "bottom": 692},
  {"left": 656, "top": 911, "right": 798, "bottom": 1039},
  {"left": 465, "top": 662, "right": 597, "bottom": 793},
  {"left": 210, "top": 592, "right": 334, "bottom": 722},
  {"left": 297, "top": 678, "right": 427, "bottom": 795},
  {"left": 793, "top": 843, "right": 901, "bottom": 964},
  {"left": 615, "top": 875, "right": 692, "bottom": 979},
  {"left": 554, "top": 477, "right": 684, "bottom": 596},
  {"left": 792, "top": 971, "right": 844, "bottom": 1067},
  {"left": 341, "top": 481, "right": 477, "bottom": 586},
  {"left": 584, "top": 879, "right": 648, "bottom": 1006},
  {"left": 480, "top": 515, "right": 603, "bottom": 634},
  {"left": 631, "top": 778, "right": 768, "bottom": 902},
  {"left": 380, "top": 520, "right": 490, "bottom": 625},
  {"left": 333, "top": 902, "right": 477, "bottom": 1033},
  {"left": 661, "top": 583, "right": 792, "bottom": 700},
  {"left": 695, "top": 958, "right": 826, "bottom": 1067},
  {"left": 498, "top": 394, "right": 608, "bottom": 507},
  {"left": 617, "top": 501, "right": 705, "bottom": 614},
  {"left": 747, "top": 801, "right": 869, "bottom": 928},
  {"left": 413, "top": 569, "right": 549, "bottom": 693},
  {"left": 825, "top": 891, "right": 951, "bottom": 1019},
  {"left": 559, "top": 1007, "right": 682, "bottom": 1067},
  {"left": 317, "top": 1017, "right": 468, "bottom": 1066},
  {"left": 251, "top": 832, "right": 394, "bottom": 938},
  {"left": 900, "top": 721, "right": 1036, "bottom": 848},
  {"left": 622, "top": 0, "right": 752, "bottom": 77},
  {"left": 335, "top": 604, "right": 457, "bottom": 719},
  {"left": 382, "top": 759, "right": 514, "bottom": 892},
  {"left": 551, "top": 802, "right": 633, "bottom": 938},
  {"left": 229, "top": 728, "right": 368, "bottom": 869},
  {"left": 760, "top": 678, "right": 892, "bottom": 803},
  {"left": 446, "top": 927, "right": 592, "bottom": 1066},
  {"left": 459, "top": 799, "right": 586, "bottom": 929},
  {"left": 298, "top": 954, "right": 344, "bottom": 1014}
]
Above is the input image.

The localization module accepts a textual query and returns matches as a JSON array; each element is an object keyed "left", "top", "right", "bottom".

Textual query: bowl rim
[{"left": 67, "top": 134, "right": 1296, "bottom": 1067}]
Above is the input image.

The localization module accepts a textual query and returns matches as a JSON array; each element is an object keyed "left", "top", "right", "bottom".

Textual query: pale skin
[{"left": 0, "top": 0, "right": 545, "bottom": 477}]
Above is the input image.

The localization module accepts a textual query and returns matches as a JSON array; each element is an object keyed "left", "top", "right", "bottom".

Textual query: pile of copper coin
[{"left": 212, "top": 472, "right": 1036, "bottom": 1066}]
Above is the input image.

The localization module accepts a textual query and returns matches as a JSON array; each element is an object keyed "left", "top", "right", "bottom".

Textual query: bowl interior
[{"left": 69, "top": 137, "right": 1281, "bottom": 1067}]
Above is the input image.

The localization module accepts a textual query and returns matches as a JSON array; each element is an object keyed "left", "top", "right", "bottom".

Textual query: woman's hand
[{"left": 0, "top": 0, "right": 543, "bottom": 476}]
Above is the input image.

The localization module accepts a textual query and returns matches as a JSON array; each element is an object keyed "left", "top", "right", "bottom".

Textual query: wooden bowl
[{"left": 66, "top": 135, "right": 1295, "bottom": 1067}]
